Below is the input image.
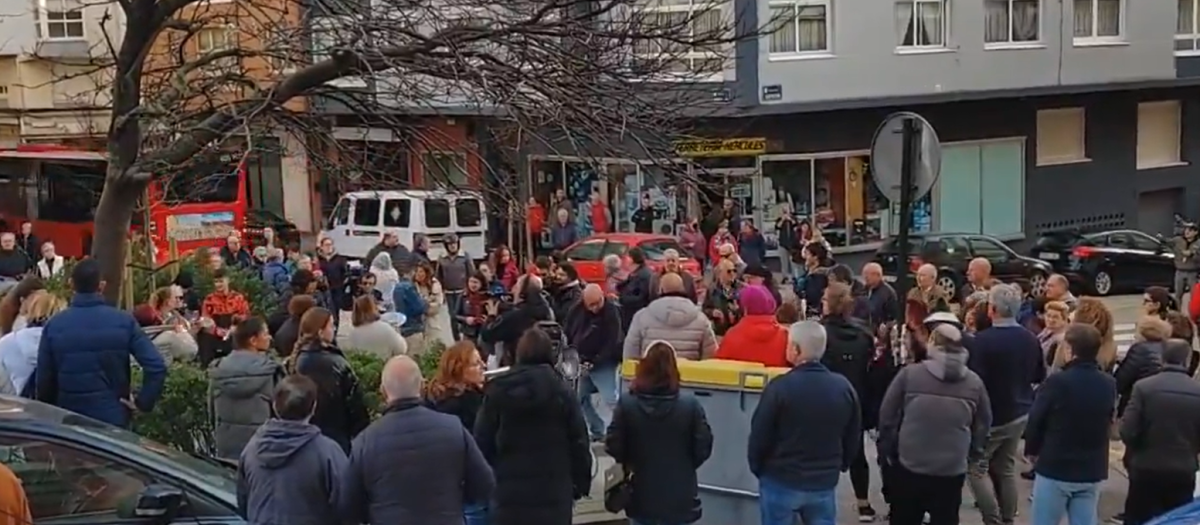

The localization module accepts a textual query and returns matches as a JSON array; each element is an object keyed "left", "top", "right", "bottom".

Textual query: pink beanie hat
[{"left": 738, "top": 284, "right": 777, "bottom": 316}]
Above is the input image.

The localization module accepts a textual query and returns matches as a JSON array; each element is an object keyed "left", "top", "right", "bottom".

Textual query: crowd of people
[{"left": 4, "top": 216, "right": 1200, "bottom": 525}]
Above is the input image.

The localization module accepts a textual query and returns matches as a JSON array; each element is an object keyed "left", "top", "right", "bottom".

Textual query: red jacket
[
  {"left": 708, "top": 233, "right": 736, "bottom": 263},
  {"left": 714, "top": 315, "right": 789, "bottom": 367},
  {"left": 1190, "top": 282, "right": 1200, "bottom": 323},
  {"left": 528, "top": 203, "right": 546, "bottom": 235},
  {"left": 591, "top": 202, "right": 610, "bottom": 233}
]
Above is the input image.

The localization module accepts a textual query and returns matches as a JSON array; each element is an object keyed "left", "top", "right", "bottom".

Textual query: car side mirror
[{"left": 130, "top": 484, "right": 186, "bottom": 523}]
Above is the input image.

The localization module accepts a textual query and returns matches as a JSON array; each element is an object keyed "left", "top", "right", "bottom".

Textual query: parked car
[
  {"left": 561, "top": 233, "right": 702, "bottom": 284},
  {"left": 872, "top": 232, "right": 1053, "bottom": 300},
  {"left": 244, "top": 208, "right": 301, "bottom": 249},
  {"left": 0, "top": 395, "right": 240, "bottom": 524},
  {"left": 1028, "top": 229, "right": 1175, "bottom": 296}
]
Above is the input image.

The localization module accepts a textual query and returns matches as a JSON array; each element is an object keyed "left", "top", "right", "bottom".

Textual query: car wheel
[
  {"left": 1029, "top": 271, "right": 1048, "bottom": 297},
  {"left": 937, "top": 272, "right": 958, "bottom": 300},
  {"left": 1092, "top": 270, "right": 1113, "bottom": 296}
]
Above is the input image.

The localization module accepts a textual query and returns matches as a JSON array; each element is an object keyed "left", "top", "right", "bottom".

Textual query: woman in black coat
[
  {"left": 606, "top": 341, "right": 713, "bottom": 525},
  {"left": 474, "top": 327, "right": 592, "bottom": 525},
  {"left": 290, "top": 307, "right": 371, "bottom": 453}
]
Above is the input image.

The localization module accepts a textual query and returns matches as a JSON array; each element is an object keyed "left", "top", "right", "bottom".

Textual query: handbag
[{"left": 604, "top": 464, "right": 633, "bottom": 514}]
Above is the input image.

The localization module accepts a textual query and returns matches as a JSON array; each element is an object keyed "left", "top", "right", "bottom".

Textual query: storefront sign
[{"left": 674, "top": 138, "right": 767, "bottom": 157}]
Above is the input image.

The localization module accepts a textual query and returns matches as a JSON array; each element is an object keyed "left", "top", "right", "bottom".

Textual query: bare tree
[{"left": 46, "top": 0, "right": 753, "bottom": 300}]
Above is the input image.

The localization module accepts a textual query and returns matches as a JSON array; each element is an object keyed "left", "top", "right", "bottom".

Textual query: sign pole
[{"left": 894, "top": 117, "right": 917, "bottom": 319}]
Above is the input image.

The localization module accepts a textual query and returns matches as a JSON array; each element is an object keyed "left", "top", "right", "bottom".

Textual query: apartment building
[{"left": 0, "top": 0, "right": 122, "bottom": 146}]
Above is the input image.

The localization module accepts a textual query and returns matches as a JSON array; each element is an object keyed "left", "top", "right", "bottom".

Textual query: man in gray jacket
[
  {"left": 338, "top": 355, "right": 494, "bottom": 525},
  {"left": 437, "top": 233, "right": 475, "bottom": 340},
  {"left": 238, "top": 375, "right": 348, "bottom": 525},
  {"left": 1119, "top": 339, "right": 1200, "bottom": 525},
  {"left": 623, "top": 273, "right": 717, "bottom": 360},
  {"left": 877, "top": 323, "right": 992, "bottom": 525},
  {"left": 1172, "top": 222, "right": 1200, "bottom": 307}
]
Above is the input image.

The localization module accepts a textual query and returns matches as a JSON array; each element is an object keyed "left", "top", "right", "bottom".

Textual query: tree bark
[{"left": 92, "top": 178, "right": 146, "bottom": 304}]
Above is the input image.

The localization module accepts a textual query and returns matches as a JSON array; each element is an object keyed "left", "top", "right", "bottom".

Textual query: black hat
[{"left": 743, "top": 265, "right": 772, "bottom": 280}]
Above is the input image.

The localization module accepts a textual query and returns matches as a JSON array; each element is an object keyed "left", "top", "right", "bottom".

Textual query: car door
[
  {"left": 0, "top": 433, "right": 242, "bottom": 524},
  {"left": 1127, "top": 231, "right": 1176, "bottom": 287},
  {"left": 967, "top": 236, "right": 1023, "bottom": 280},
  {"left": 563, "top": 239, "right": 607, "bottom": 283}
]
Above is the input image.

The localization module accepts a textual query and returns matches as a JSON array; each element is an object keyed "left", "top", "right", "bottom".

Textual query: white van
[{"left": 321, "top": 190, "right": 488, "bottom": 261}]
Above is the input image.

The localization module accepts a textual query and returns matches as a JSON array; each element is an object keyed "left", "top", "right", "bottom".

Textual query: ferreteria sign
[{"left": 673, "top": 138, "right": 767, "bottom": 157}]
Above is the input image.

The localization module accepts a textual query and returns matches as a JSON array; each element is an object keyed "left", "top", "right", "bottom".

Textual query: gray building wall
[{"left": 753, "top": 0, "right": 1178, "bottom": 106}]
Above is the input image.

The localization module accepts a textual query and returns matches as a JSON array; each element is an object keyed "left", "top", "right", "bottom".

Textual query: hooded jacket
[
  {"left": 339, "top": 399, "right": 495, "bottom": 525},
  {"left": 714, "top": 316, "right": 789, "bottom": 367},
  {"left": 623, "top": 294, "right": 717, "bottom": 361},
  {"left": 291, "top": 340, "right": 372, "bottom": 453},
  {"left": 605, "top": 388, "right": 713, "bottom": 525},
  {"left": 237, "top": 419, "right": 348, "bottom": 525},
  {"left": 877, "top": 343, "right": 991, "bottom": 477},
  {"left": 474, "top": 362, "right": 592, "bottom": 525},
  {"left": 209, "top": 350, "right": 284, "bottom": 460}
]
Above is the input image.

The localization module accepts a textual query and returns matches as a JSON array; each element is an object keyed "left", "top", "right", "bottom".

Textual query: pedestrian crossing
[{"left": 1115, "top": 322, "right": 1136, "bottom": 361}]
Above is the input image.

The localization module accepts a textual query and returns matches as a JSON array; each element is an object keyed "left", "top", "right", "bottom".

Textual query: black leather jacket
[
  {"left": 292, "top": 340, "right": 372, "bottom": 452},
  {"left": 1115, "top": 340, "right": 1164, "bottom": 416}
]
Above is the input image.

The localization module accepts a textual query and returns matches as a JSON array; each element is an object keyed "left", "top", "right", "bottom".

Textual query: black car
[
  {"left": 1029, "top": 229, "right": 1175, "bottom": 296},
  {"left": 872, "top": 232, "right": 1054, "bottom": 300},
  {"left": 0, "top": 395, "right": 243, "bottom": 524},
  {"left": 243, "top": 209, "right": 300, "bottom": 249}
]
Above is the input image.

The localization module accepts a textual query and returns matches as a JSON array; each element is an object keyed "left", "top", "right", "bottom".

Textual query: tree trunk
[{"left": 92, "top": 179, "right": 145, "bottom": 304}]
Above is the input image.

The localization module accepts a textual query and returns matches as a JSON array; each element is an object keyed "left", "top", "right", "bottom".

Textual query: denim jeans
[
  {"left": 579, "top": 363, "right": 619, "bottom": 438},
  {"left": 464, "top": 502, "right": 489, "bottom": 525},
  {"left": 758, "top": 477, "right": 837, "bottom": 525},
  {"left": 1030, "top": 475, "right": 1100, "bottom": 525}
]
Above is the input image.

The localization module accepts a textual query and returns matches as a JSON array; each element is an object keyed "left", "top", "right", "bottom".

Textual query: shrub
[{"left": 132, "top": 341, "right": 447, "bottom": 453}]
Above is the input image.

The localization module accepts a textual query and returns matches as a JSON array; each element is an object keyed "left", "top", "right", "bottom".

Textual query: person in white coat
[
  {"left": 371, "top": 252, "right": 400, "bottom": 312},
  {"left": 0, "top": 292, "right": 65, "bottom": 396},
  {"left": 415, "top": 261, "right": 455, "bottom": 349},
  {"left": 34, "top": 242, "right": 65, "bottom": 280}
]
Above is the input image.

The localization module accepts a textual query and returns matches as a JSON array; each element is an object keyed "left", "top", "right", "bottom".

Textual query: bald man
[
  {"left": 907, "top": 263, "right": 952, "bottom": 312},
  {"left": 861, "top": 262, "right": 898, "bottom": 328},
  {"left": 650, "top": 249, "right": 698, "bottom": 301},
  {"left": 963, "top": 257, "right": 998, "bottom": 301},
  {"left": 624, "top": 272, "right": 717, "bottom": 361},
  {"left": 1043, "top": 274, "right": 1078, "bottom": 310},
  {"left": 564, "top": 283, "right": 624, "bottom": 439},
  {"left": 338, "top": 355, "right": 495, "bottom": 524}
]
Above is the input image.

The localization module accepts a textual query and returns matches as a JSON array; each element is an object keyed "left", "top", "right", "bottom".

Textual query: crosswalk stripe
[{"left": 1114, "top": 323, "right": 1136, "bottom": 359}]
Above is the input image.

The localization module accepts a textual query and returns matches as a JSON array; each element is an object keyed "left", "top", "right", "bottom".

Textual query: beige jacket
[{"left": 622, "top": 296, "right": 717, "bottom": 361}]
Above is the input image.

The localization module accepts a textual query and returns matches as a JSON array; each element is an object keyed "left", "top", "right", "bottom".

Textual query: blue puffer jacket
[
  {"left": 393, "top": 280, "right": 427, "bottom": 337},
  {"left": 36, "top": 293, "right": 167, "bottom": 427},
  {"left": 261, "top": 261, "right": 291, "bottom": 298}
]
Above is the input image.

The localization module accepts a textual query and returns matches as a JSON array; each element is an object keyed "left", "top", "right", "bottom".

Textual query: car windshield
[
  {"left": 68, "top": 420, "right": 237, "bottom": 492},
  {"left": 640, "top": 239, "right": 688, "bottom": 260}
]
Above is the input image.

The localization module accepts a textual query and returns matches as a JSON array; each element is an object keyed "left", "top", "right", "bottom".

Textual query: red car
[{"left": 562, "top": 233, "right": 702, "bottom": 284}]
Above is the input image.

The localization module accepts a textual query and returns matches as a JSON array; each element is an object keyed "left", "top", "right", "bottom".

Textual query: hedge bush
[{"left": 132, "top": 344, "right": 446, "bottom": 454}]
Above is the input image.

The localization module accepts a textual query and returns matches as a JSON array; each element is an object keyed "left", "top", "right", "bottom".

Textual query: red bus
[{"left": 0, "top": 144, "right": 248, "bottom": 261}]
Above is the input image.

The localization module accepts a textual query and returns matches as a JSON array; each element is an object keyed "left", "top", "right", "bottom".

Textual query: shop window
[
  {"left": 761, "top": 155, "right": 885, "bottom": 249},
  {"left": 938, "top": 141, "right": 1025, "bottom": 237},
  {"left": 1036, "top": 108, "right": 1087, "bottom": 165},
  {"left": 608, "top": 162, "right": 639, "bottom": 232},
  {"left": 1136, "top": 101, "right": 1182, "bottom": 169}
]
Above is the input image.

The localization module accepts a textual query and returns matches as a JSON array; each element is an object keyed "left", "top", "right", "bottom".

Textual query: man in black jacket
[
  {"left": 818, "top": 282, "right": 879, "bottom": 521},
  {"left": 339, "top": 355, "right": 494, "bottom": 525},
  {"left": 564, "top": 284, "right": 623, "bottom": 440},
  {"left": 617, "top": 248, "right": 654, "bottom": 329},
  {"left": 0, "top": 233, "right": 30, "bottom": 280},
  {"left": 861, "top": 263, "right": 898, "bottom": 329},
  {"left": 1119, "top": 338, "right": 1200, "bottom": 525}
]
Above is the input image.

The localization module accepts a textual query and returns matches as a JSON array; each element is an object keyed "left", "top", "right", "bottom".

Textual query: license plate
[
  {"left": 884, "top": 275, "right": 897, "bottom": 282},
  {"left": 1038, "top": 252, "right": 1060, "bottom": 261}
]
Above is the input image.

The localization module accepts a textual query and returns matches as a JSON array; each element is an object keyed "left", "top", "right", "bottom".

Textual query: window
[
  {"left": 633, "top": 0, "right": 726, "bottom": 78},
  {"left": 328, "top": 197, "right": 350, "bottom": 229},
  {"left": 422, "top": 152, "right": 469, "bottom": 189},
  {"left": 564, "top": 240, "right": 605, "bottom": 261},
  {"left": 38, "top": 160, "right": 105, "bottom": 222},
  {"left": 1036, "top": 108, "right": 1087, "bottom": 165},
  {"left": 0, "top": 436, "right": 152, "bottom": 520},
  {"left": 984, "top": 0, "right": 1039, "bottom": 44},
  {"left": 197, "top": 27, "right": 233, "bottom": 53},
  {"left": 895, "top": 0, "right": 946, "bottom": 48},
  {"left": 968, "top": 237, "right": 1012, "bottom": 261},
  {"left": 1127, "top": 232, "right": 1162, "bottom": 252},
  {"left": 36, "top": 0, "right": 84, "bottom": 40},
  {"left": 768, "top": 0, "right": 830, "bottom": 55},
  {"left": 353, "top": 198, "right": 381, "bottom": 226},
  {"left": 425, "top": 199, "right": 451, "bottom": 228},
  {"left": 1178, "top": 0, "right": 1200, "bottom": 53},
  {"left": 1073, "top": 0, "right": 1121, "bottom": 41},
  {"left": 1137, "top": 101, "right": 1182, "bottom": 170},
  {"left": 163, "top": 152, "right": 242, "bottom": 204},
  {"left": 456, "top": 198, "right": 482, "bottom": 227},
  {"left": 382, "top": 199, "right": 410, "bottom": 227},
  {"left": 760, "top": 154, "right": 887, "bottom": 249},
  {"left": 938, "top": 141, "right": 1025, "bottom": 237}
]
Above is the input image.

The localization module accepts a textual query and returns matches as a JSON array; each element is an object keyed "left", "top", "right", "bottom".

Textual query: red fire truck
[{"left": 0, "top": 144, "right": 248, "bottom": 261}]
